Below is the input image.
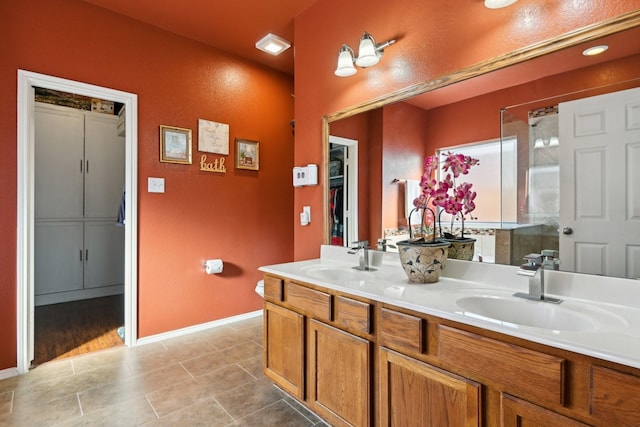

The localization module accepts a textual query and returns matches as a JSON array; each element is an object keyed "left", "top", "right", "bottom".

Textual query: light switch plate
[{"left": 148, "top": 177, "right": 165, "bottom": 193}]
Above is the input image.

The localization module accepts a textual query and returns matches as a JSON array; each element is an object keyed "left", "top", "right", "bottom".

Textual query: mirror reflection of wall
[
  {"left": 325, "top": 24, "right": 640, "bottom": 280},
  {"left": 499, "top": 107, "right": 560, "bottom": 266}
]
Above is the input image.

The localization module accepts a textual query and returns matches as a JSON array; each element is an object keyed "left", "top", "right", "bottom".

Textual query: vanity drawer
[
  {"left": 379, "top": 307, "right": 424, "bottom": 355},
  {"left": 591, "top": 366, "right": 640, "bottom": 425},
  {"left": 263, "top": 275, "right": 284, "bottom": 301},
  {"left": 285, "top": 281, "right": 332, "bottom": 322},
  {"left": 438, "top": 325, "right": 565, "bottom": 406},
  {"left": 335, "top": 296, "right": 371, "bottom": 335}
]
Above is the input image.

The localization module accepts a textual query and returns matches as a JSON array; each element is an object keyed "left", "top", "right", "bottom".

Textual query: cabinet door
[
  {"left": 501, "top": 393, "right": 589, "bottom": 427},
  {"left": 379, "top": 347, "right": 481, "bottom": 427},
  {"left": 308, "top": 319, "right": 371, "bottom": 427},
  {"left": 84, "top": 221, "right": 125, "bottom": 289},
  {"left": 84, "top": 113, "right": 125, "bottom": 219},
  {"left": 34, "top": 105, "right": 85, "bottom": 219},
  {"left": 263, "top": 302, "right": 305, "bottom": 400},
  {"left": 35, "top": 221, "right": 84, "bottom": 295}
]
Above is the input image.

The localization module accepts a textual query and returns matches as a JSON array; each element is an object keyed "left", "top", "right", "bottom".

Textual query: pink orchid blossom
[{"left": 410, "top": 152, "right": 479, "bottom": 240}]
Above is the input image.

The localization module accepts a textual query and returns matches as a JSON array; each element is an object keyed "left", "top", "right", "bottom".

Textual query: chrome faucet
[
  {"left": 513, "top": 250, "right": 562, "bottom": 304},
  {"left": 348, "top": 240, "right": 376, "bottom": 271},
  {"left": 377, "top": 238, "right": 396, "bottom": 252}
]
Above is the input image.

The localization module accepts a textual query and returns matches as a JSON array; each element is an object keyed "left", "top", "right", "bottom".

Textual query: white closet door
[
  {"left": 84, "top": 221, "right": 125, "bottom": 289},
  {"left": 34, "top": 222, "right": 84, "bottom": 295},
  {"left": 84, "top": 113, "right": 125, "bottom": 218},
  {"left": 34, "top": 105, "right": 84, "bottom": 219}
]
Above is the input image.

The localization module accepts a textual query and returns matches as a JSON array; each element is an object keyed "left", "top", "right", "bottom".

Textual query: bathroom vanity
[{"left": 259, "top": 246, "right": 640, "bottom": 427}]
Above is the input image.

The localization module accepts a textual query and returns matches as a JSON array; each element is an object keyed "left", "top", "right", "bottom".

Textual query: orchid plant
[{"left": 409, "top": 151, "right": 479, "bottom": 242}]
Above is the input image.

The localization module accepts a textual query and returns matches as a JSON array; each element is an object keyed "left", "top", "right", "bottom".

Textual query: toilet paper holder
[{"left": 203, "top": 259, "right": 224, "bottom": 274}]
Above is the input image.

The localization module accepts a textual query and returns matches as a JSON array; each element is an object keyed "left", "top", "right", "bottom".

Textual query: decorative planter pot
[
  {"left": 396, "top": 240, "right": 451, "bottom": 284},
  {"left": 442, "top": 237, "right": 476, "bottom": 261}
]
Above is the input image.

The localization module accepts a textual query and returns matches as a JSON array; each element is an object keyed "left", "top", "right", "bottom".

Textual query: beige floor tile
[
  {"left": 57, "top": 396, "right": 158, "bottom": 427},
  {"left": 214, "top": 377, "right": 284, "bottom": 420},
  {"left": 70, "top": 345, "right": 129, "bottom": 374},
  {"left": 228, "top": 316, "right": 263, "bottom": 331},
  {"left": 179, "top": 350, "right": 232, "bottom": 378},
  {"left": 195, "top": 364, "right": 257, "bottom": 397},
  {"left": 0, "top": 391, "right": 13, "bottom": 417},
  {"left": 13, "top": 359, "right": 74, "bottom": 390},
  {"left": 218, "top": 342, "right": 262, "bottom": 365},
  {"left": 236, "top": 399, "right": 315, "bottom": 426},
  {"left": 207, "top": 325, "right": 263, "bottom": 350},
  {"left": 145, "top": 397, "right": 235, "bottom": 426},
  {"left": 282, "top": 395, "right": 326, "bottom": 425},
  {"left": 123, "top": 349, "right": 178, "bottom": 377},
  {"left": 146, "top": 377, "right": 212, "bottom": 418},
  {"left": 13, "top": 361, "right": 134, "bottom": 408},
  {"left": 161, "top": 336, "right": 220, "bottom": 360},
  {"left": 77, "top": 377, "right": 143, "bottom": 416},
  {"left": 237, "top": 355, "right": 263, "bottom": 379},
  {"left": 0, "top": 393, "right": 80, "bottom": 426},
  {"left": 0, "top": 378, "right": 18, "bottom": 396}
]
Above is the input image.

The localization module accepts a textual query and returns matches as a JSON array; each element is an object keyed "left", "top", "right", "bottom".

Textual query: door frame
[
  {"left": 16, "top": 70, "right": 139, "bottom": 373},
  {"left": 328, "top": 135, "right": 358, "bottom": 247}
]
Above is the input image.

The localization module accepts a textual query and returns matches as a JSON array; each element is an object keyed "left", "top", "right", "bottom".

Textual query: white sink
[
  {"left": 299, "top": 265, "right": 377, "bottom": 282},
  {"left": 456, "top": 294, "right": 626, "bottom": 331},
  {"left": 299, "top": 264, "right": 404, "bottom": 284}
]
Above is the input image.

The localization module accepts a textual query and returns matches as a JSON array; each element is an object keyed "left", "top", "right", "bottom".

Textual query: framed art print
[
  {"left": 160, "top": 125, "right": 192, "bottom": 164},
  {"left": 235, "top": 138, "right": 259, "bottom": 170},
  {"left": 198, "top": 119, "right": 229, "bottom": 155}
]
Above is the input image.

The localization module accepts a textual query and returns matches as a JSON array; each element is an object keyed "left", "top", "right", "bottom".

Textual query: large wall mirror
[{"left": 323, "top": 12, "right": 640, "bottom": 280}]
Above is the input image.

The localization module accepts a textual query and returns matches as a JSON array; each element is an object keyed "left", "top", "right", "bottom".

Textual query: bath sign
[{"left": 200, "top": 154, "right": 226, "bottom": 173}]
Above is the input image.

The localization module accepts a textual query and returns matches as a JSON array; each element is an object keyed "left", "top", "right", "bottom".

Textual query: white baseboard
[
  {"left": 136, "top": 310, "right": 263, "bottom": 346},
  {"left": 35, "top": 285, "right": 124, "bottom": 306},
  {"left": 0, "top": 367, "right": 19, "bottom": 380}
]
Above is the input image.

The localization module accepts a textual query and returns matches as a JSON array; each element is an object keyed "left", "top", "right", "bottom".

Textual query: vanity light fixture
[
  {"left": 484, "top": 0, "right": 518, "bottom": 8},
  {"left": 334, "top": 32, "right": 396, "bottom": 77},
  {"left": 582, "top": 45, "right": 609, "bottom": 56},
  {"left": 255, "top": 33, "right": 291, "bottom": 56},
  {"left": 335, "top": 45, "right": 357, "bottom": 77}
]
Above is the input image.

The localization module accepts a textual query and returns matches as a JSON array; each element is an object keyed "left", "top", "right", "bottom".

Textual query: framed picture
[
  {"left": 198, "top": 119, "right": 229, "bottom": 155},
  {"left": 160, "top": 125, "right": 192, "bottom": 164},
  {"left": 235, "top": 138, "right": 259, "bottom": 170}
]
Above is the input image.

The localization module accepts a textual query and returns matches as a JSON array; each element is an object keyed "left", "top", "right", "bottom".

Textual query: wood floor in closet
[{"left": 33, "top": 294, "right": 124, "bottom": 366}]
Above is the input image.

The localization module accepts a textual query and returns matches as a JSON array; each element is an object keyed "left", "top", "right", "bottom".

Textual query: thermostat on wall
[{"left": 293, "top": 164, "right": 318, "bottom": 187}]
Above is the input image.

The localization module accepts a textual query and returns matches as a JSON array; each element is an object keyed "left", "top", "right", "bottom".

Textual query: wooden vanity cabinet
[
  {"left": 501, "top": 394, "right": 589, "bottom": 427},
  {"left": 379, "top": 347, "right": 481, "bottom": 426},
  {"left": 263, "top": 301, "right": 305, "bottom": 400},
  {"left": 262, "top": 274, "right": 374, "bottom": 427},
  {"left": 308, "top": 319, "right": 372, "bottom": 427},
  {"left": 263, "top": 273, "right": 640, "bottom": 427}
]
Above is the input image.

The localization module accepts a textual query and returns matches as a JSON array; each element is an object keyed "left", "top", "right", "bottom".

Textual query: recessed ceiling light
[
  {"left": 255, "top": 33, "right": 291, "bottom": 56},
  {"left": 484, "top": 0, "right": 518, "bottom": 9},
  {"left": 582, "top": 45, "right": 609, "bottom": 56}
]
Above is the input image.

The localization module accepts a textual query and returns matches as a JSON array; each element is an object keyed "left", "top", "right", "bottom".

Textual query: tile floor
[{"left": 0, "top": 315, "right": 329, "bottom": 426}]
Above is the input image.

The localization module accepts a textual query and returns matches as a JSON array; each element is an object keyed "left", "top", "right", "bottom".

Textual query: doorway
[
  {"left": 33, "top": 94, "right": 125, "bottom": 364},
  {"left": 328, "top": 135, "right": 358, "bottom": 247},
  {"left": 17, "top": 70, "right": 138, "bottom": 373}
]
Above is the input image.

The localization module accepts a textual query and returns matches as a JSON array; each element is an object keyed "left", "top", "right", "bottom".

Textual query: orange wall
[
  {"left": 381, "top": 103, "right": 429, "bottom": 233},
  {"left": 293, "top": 0, "right": 640, "bottom": 260},
  {"left": 424, "top": 54, "right": 640, "bottom": 153},
  {"left": 0, "top": 0, "right": 294, "bottom": 369}
]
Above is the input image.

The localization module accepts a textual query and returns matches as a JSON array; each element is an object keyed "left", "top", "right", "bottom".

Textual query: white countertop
[{"left": 259, "top": 245, "right": 640, "bottom": 370}]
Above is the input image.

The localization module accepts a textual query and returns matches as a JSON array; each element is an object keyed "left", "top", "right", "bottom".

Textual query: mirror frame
[{"left": 322, "top": 10, "right": 640, "bottom": 245}]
